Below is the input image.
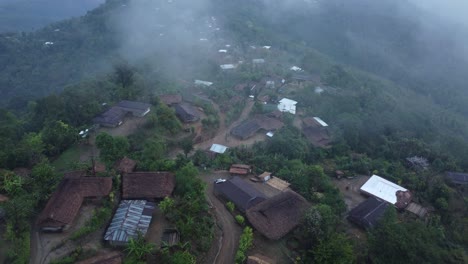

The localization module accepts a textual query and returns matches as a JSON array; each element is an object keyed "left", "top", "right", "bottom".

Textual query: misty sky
[{"left": 411, "top": 0, "right": 468, "bottom": 26}]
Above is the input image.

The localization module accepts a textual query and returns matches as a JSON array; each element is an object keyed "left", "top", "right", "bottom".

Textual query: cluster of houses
[
  {"left": 347, "top": 175, "right": 428, "bottom": 229},
  {"left": 215, "top": 165, "right": 308, "bottom": 240},
  {"left": 37, "top": 157, "right": 176, "bottom": 249}
]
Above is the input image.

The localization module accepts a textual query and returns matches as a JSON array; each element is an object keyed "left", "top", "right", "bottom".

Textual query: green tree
[
  {"left": 226, "top": 201, "right": 235, "bottom": 212},
  {"left": 312, "top": 233, "right": 354, "bottom": 264},
  {"left": 180, "top": 138, "right": 194, "bottom": 157},
  {"left": 41, "top": 120, "right": 77, "bottom": 156},
  {"left": 170, "top": 251, "right": 196, "bottom": 264},
  {"left": 95, "top": 132, "right": 129, "bottom": 164},
  {"left": 159, "top": 197, "right": 175, "bottom": 214},
  {"left": 16, "top": 132, "right": 45, "bottom": 167},
  {"left": 30, "top": 160, "right": 58, "bottom": 202},
  {"left": 125, "top": 233, "right": 155, "bottom": 260}
]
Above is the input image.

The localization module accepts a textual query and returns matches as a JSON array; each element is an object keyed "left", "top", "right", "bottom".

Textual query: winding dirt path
[{"left": 199, "top": 172, "right": 242, "bottom": 264}]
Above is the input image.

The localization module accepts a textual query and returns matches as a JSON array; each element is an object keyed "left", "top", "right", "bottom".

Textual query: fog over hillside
[{"left": 0, "top": 0, "right": 105, "bottom": 32}]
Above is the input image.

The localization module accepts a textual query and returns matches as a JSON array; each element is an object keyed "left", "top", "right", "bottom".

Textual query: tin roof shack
[
  {"left": 114, "top": 157, "right": 137, "bottom": 174},
  {"left": 302, "top": 117, "right": 331, "bottom": 148},
  {"left": 93, "top": 107, "right": 127, "bottom": 128},
  {"left": 347, "top": 197, "right": 389, "bottom": 229},
  {"left": 360, "top": 175, "right": 412, "bottom": 210},
  {"left": 247, "top": 191, "right": 308, "bottom": 240},
  {"left": 446, "top": 172, "right": 468, "bottom": 185},
  {"left": 104, "top": 200, "right": 155, "bottom": 246},
  {"left": 229, "top": 164, "right": 252, "bottom": 176},
  {"left": 122, "top": 172, "right": 175, "bottom": 200},
  {"left": 210, "top": 144, "right": 228, "bottom": 154},
  {"left": 159, "top": 94, "right": 182, "bottom": 106},
  {"left": 214, "top": 177, "right": 266, "bottom": 212},
  {"left": 162, "top": 228, "right": 180, "bottom": 247},
  {"left": 38, "top": 176, "right": 112, "bottom": 232},
  {"left": 116, "top": 100, "right": 151, "bottom": 117},
  {"left": 175, "top": 103, "right": 200, "bottom": 123},
  {"left": 76, "top": 252, "right": 122, "bottom": 264},
  {"left": 257, "top": 172, "right": 272, "bottom": 182}
]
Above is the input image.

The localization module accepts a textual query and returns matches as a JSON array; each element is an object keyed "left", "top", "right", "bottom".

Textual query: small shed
[
  {"left": 210, "top": 144, "right": 228, "bottom": 154},
  {"left": 229, "top": 164, "right": 252, "bottom": 175},
  {"left": 257, "top": 172, "right": 272, "bottom": 182},
  {"left": 266, "top": 177, "right": 291, "bottom": 191},
  {"left": 104, "top": 200, "right": 155, "bottom": 246}
]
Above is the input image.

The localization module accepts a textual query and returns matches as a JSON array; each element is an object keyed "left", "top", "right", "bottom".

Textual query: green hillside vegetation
[{"left": 0, "top": 0, "right": 467, "bottom": 263}]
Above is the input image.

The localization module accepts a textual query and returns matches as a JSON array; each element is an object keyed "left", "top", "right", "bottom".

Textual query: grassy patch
[
  {"left": 70, "top": 204, "right": 112, "bottom": 241},
  {"left": 52, "top": 144, "right": 88, "bottom": 171}
]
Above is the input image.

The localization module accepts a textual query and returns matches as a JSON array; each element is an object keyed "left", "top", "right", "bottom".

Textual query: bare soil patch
[{"left": 333, "top": 175, "right": 370, "bottom": 211}]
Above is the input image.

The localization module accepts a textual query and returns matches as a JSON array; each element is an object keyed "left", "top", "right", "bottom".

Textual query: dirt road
[{"left": 200, "top": 172, "right": 242, "bottom": 264}]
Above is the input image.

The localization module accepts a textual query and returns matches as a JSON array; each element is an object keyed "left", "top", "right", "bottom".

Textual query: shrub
[
  {"left": 235, "top": 226, "right": 254, "bottom": 264},
  {"left": 226, "top": 201, "right": 235, "bottom": 212},
  {"left": 235, "top": 215, "right": 245, "bottom": 225}
]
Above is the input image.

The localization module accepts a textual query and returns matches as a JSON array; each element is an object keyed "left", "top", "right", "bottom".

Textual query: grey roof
[
  {"left": 214, "top": 176, "right": 266, "bottom": 212},
  {"left": 446, "top": 172, "right": 468, "bottom": 185},
  {"left": 347, "top": 197, "right": 389, "bottom": 229},
  {"left": 93, "top": 107, "right": 126, "bottom": 126},
  {"left": 116, "top": 100, "right": 151, "bottom": 111},
  {"left": 104, "top": 200, "right": 155, "bottom": 244}
]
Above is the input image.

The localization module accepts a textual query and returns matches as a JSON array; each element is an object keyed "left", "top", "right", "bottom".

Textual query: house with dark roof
[
  {"left": 246, "top": 191, "right": 308, "bottom": 240},
  {"left": 76, "top": 252, "right": 122, "bottom": 264},
  {"left": 116, "top": 100, "right": 151, "bottom": 117},
  {"left": 159, "top": 94, "right": 182, "bottom": 106},
  {"left": 104, "top": 200, "right": 155, "bottom": 246},
  {"left": 446, "top": 172, "right": 468, "bottom": 185},
  {"left": 214, "top": 177, "right": 266, "bottom": 212},
  {"left": 122, "top": 172, "right": 175, "bottom": 200},
  {"left": 175, "top": 103, "right": 200, "bottom": 123},
  {"left": 347, "top": 197, "right": 389, "bottom": 229},
  {"left": 38, "top": 176, "right": 112, "bottom": 232},
  {"left": 114, "top": 157, "right": 137, "bottom": 174},
  {"left": 231, "top": 116, "right": 284, "bottom": 140},
  {"left": 93, "top": 107, "right": 127, "bottom": 128}
]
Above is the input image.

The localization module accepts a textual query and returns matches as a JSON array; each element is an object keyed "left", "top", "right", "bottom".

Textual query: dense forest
[{"left": 0, "top": 0, "right": 466, "bottom": 263}]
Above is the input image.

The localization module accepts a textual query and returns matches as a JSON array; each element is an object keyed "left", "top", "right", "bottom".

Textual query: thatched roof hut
[
  {"left": 246, "top": 191, "right": 308, "bottom": 240},
  {"left": 122, "top": 172, "right": 175, "bottom": 200}
]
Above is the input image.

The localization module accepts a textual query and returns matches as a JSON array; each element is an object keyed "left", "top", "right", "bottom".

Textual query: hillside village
[{"left": 0, "top": 1, "right": 467, "bottom": 264}]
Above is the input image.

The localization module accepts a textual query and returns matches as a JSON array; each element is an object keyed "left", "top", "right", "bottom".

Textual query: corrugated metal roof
[
  {"left": 360, "top": 175, "right": 407, "bottom": 205},
  {"left": 104, "top": 200, "right": 155, "bottom": 243},
  {"left": 313, "top": 117, "right": 328, "bottom": 127},
  {"left": 210, "top": 144, "right": 228, "bottom": 154}
]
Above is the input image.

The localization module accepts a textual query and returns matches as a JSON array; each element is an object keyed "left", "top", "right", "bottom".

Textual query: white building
[
  {"left": 194, "top": 80, "right": 213, "bottom": 87},
  {"left": 360, "top": 175, "right": 407, "bottom": 205},
  {"left": 220, "top": 64, "right": 236, "bottom": 70},
  {"left": 277, "top": 98, "right": 298, "bottom": 115},
  {"left": 252, "top": 59, "right": 265, "bottom": 64},
  {"left": 290, "top": 66, "right": 302, "bottom": 72}
]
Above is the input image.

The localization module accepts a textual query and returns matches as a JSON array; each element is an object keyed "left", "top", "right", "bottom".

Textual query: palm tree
[{"left": 125, "top": 232, "right": 155, "bottom": 260}]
